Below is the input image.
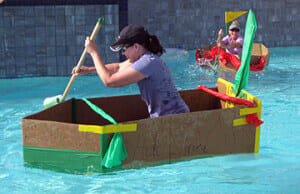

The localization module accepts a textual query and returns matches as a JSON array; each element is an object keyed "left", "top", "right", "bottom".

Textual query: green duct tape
[
  {"left": 23, "top": 146, "right": 104, "bottom": 173},
  {"left": 98, "top": 17, "right": 104, "bottom": 24}
]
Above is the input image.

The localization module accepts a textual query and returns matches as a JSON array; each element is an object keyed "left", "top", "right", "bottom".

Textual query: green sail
[{"left": 233, "top": 10, "right": 257, "bottom": 97}]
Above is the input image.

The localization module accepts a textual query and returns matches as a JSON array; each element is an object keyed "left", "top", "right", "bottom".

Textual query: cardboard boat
[
  {"left": 195, "top": 43, "right": 270, "bottom": 72},
  {"left": 22, "top": 78, "right": 262, "bottom": 173}
]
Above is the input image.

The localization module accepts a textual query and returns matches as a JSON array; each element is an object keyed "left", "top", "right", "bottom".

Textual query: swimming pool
[{"left": 0, "top": 47, "right": 299, "bottom": 193}]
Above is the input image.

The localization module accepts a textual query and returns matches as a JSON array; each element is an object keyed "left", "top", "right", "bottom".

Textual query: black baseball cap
[{"left": 110, "top": 24, "right": 147, "bottom": 52}]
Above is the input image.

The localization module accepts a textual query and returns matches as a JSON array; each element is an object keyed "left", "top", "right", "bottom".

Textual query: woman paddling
[
  {"left": 73, "top": 24, "right": 189, "bottom": 118},
  {"left": 217, "top": 20, "right": 244, "bottom": 56}
]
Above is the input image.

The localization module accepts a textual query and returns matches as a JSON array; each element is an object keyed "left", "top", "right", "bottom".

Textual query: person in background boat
[
  {"left": 72, "top": 24, "right": 190, "bottom": 118},
  {"left": 217, "top": 20, "right": 244, "bottom": 56}
]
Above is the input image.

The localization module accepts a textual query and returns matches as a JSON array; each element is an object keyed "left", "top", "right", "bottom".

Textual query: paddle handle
[
  {"left": 214, "top": 31, "right": 222, "bottom": 65},
  {"left": 61, "top": 18, "right": 104, "bottom": 101}
]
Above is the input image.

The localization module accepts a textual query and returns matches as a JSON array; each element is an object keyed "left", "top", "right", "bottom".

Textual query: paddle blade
[{"left": 43, "top": 95, "right": 63, "bottom": 109}]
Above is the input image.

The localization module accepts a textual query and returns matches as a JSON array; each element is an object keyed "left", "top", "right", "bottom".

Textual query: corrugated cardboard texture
[
  {"left": 217, "top": 80, "right": 229, "bottom": 109},
  {"left": 121, "top": 107, "right": 255, "bottom": 164},
  {"left": 22, "top": 119, "right": 100, "bottom": 152},
  {"left": 179, "top": 88, "right": 221, "bottom": 112},
  {"left": 251, "top": 43, "right": 270, "bottom": 66}
]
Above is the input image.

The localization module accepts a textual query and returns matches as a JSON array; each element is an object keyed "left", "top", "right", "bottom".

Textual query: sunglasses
[
  {"left": 230, "top": 28, "right": 240, "bottom": 32},
  {"left": 121, "top": 44, "right": 133, "bottom": 52}
]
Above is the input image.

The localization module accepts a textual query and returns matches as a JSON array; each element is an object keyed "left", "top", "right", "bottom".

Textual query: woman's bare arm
[{"left": 90, "top": 52, "right": 145, "bottom": 87}]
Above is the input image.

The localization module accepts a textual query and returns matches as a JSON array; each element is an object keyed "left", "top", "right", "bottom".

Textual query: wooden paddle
[
  {"left": 61, "top": 17, "right": 104, "bottom": 101},
  {"left": 43, "top": 17, "right": 104, "bottom": 108}
]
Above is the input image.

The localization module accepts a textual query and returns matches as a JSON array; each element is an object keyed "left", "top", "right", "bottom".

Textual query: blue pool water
[{"left": 0, "top": 47, "right": 299, "bottom": 193}]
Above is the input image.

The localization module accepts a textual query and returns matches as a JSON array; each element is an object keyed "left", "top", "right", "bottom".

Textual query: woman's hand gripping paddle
[{"left": 43, "top": 18, "right": 104, "bottom": 109}]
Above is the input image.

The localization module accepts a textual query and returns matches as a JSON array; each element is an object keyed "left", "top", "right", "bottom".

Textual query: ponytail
[{"left": 143, "top": 32, "right": 164, "bottom": 56}]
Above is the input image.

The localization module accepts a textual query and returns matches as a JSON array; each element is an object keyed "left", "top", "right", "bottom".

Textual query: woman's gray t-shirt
[{"left": 131, "top": 51, "right": 190, "bottom": 118}]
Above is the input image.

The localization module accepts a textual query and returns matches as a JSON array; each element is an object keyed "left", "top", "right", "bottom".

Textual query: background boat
[{"left": 195, "top": 43, "right": 270, "bottom": 72}]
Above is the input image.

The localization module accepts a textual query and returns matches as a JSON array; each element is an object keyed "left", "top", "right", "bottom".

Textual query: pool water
[{"left": 0, "top": 47, "right": 299, "bottom": 193}]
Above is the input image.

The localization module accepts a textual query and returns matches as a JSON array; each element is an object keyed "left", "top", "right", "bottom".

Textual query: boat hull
[
  {"left": 22, "top": 78, "right": 262, "bottom": 173},
  {"left": 196, "top": 43, "right": 270, "bottom": 72}
]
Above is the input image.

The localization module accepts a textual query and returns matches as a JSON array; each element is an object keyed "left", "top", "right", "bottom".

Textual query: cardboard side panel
[
  {"left": 252, "top": 43, "right": 269, "bottom": 57},
  {"left": 250, "top": 56, "right": 261, "bottom": 66},
  {"left": 24, "top": 100, "right": 74, "bottom": 123},
  {"left": 261, "top": 44, "right": 270, "bottom": 66},
  {"left": 22, "top": 119, "right": 100, "bottom": 152},
  {"left": 121, "top": 118, "right": 171, "bottom": 164},
  {"left": 121, "top": 107, "right": 256, "bottom": 164},
  {"left": 75, "top": 89, "right": 220, "bottom": 126},
  {"left": 179, "top": 88, "right": 221, "bottom": 112},
  {"left": 216, "top": 80, "right": 228, "bottom": 109},
  {"left": 76, "top": 95, "right": 149, "bottom": 125},
  {"left": 251, "top": 43, "right": 270, "bottom": 66}
]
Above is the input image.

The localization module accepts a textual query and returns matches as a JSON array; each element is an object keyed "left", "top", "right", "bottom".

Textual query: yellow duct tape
[
  {"left": 78, "top": 123, "right": 137, "bottom": 134},
  {"left": 240, "top": 107, "right": 260, "bottom": 116},
  {"left": 233, "top": 118, "right": 248, "bottom": 126},
  {"left": 254, "top": 127, "right": 261, "bottom": 153}
]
